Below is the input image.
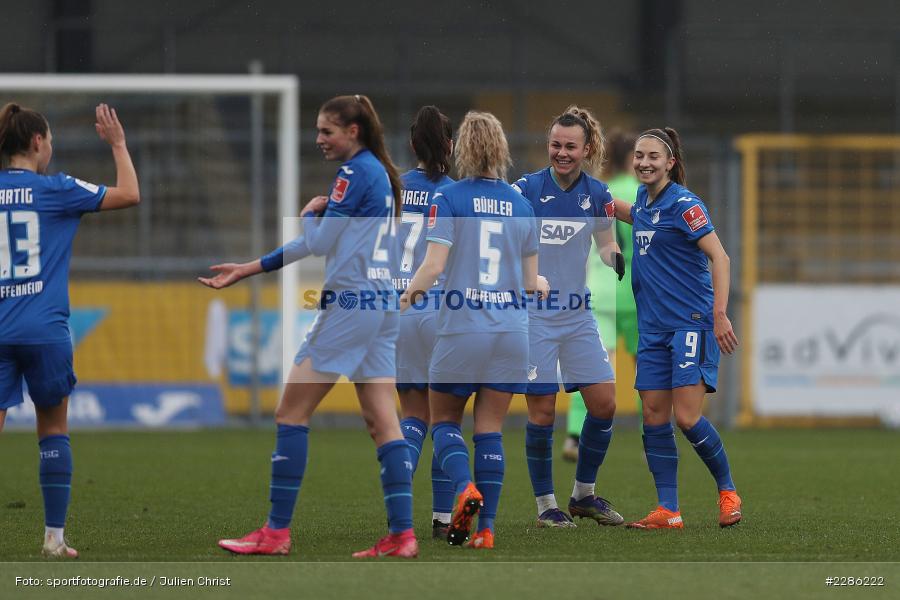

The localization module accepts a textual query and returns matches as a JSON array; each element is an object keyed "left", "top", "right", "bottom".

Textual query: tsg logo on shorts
[{"left": 540, "top": 219, "right": 586, "bottom": 245}]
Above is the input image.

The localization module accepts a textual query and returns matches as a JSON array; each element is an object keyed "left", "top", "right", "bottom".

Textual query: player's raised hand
[
  {"left": 714, "top": 312, "right": 739, "bottom": 354},
  {"left": 301, "top": 195, "right": 329, "bottom": 217},
  {"left": 95, "top": 103, "right": 126, "bottom": 148},
  {"left": 198, "top": 263, "right": 247, "bottom": 289}
]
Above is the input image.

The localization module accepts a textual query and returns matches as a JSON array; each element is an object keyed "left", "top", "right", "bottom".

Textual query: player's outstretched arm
[
  {"left": 697, "top": 232, "right": 739, "bottom": 354},
  {"left": 400, "top": 242, "right": 448, "bottom": 311},
  {"left": 198, "top": 260, "right": 263, "bottom": 289},
  {"left": 613, "top": 198, "right": 633, "bottom": 224},
  {"left": 94, "top": 103, "right": 141, "bottom": 211}
]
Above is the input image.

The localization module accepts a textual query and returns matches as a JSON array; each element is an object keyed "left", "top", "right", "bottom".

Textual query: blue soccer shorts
[
  {"left": 0, "top": 342, "right": 77, "bottom": 409},
  {"left": 295, "top": 306, "right": 398, "bottom": 381},
  {"left": 395, "top": 310, "right": 437, "bottom": 392},
  {"left": 429, "top": 331, "right": 529, "bottom": 398},
  {"left": 526, "top": 315, "right": 615, "bottom": 396},
  {"left": 635, "top": 329, "right": 719, "bottom": 392}
]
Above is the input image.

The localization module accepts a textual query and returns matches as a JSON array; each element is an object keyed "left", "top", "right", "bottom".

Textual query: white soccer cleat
[{"left": 42, "top": 534, "right": 79, "bottom": 559}]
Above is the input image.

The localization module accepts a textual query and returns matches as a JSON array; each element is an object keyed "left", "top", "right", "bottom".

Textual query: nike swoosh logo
[
  {"left": 678, "top": 361, "right": 695, "bottom": 368},
  {"left": 690, "top": 435, "right": 709, "bottom": 447},
  {"left": 222, "top": 541, "right": 259, "bottom": 547},
  {"left": 271, "top": 455, "right": 289, "bottom": 462},
  {"left": 377, "top": 546, "right": 400, "bottom": 556}
]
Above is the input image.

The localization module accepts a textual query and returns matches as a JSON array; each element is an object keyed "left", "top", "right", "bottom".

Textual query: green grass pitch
[{"left": 1, "top": 428, "right": 898, "bottom": 599}]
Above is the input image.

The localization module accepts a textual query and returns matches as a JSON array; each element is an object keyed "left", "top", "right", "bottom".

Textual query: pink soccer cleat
[
  {"left": 218, "top": 525, "right": 291, "bottom": 555},
  {"left": 351, "top": 528, "right": 418, "bottom": 559}
]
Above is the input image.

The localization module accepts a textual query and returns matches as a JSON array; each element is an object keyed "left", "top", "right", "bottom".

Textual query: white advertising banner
[{"left": 754, "top": 285, "right": 900, "bottom": 417}]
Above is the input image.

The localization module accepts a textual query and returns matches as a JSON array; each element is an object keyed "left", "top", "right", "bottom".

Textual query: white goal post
[{"left": 0, "top": 73, "right": 301, "bottom": 387}]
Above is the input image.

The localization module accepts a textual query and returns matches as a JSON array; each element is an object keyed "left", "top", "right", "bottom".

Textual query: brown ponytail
[
  {"left": 320, "top": 94, "right": 403, "bottom": 216},
  {"left": 0, "top": 103, "right": 49, "bottom": 168},
  {"left": 638, "top": 127, "right": 686, "bottom": 185},
  {"left": 548, "top": 105, "right": 605, "bottom": 176},
  {"left": 410, "top": 105, "right": 453, "bottom": 182}
]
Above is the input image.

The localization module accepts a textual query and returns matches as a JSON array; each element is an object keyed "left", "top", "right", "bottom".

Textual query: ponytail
[
  {"left": 0, "top": 102, "right": 49, "bottom": 168},
  {"left": 548, "top": 105, "right": 605, "bottom": 176},
  {"left": 410, "top": 105, "right": 453, "bottom": 182},
  {"left": 320, "top": 94, "right": 403, "bottom": 216},
  {"left": 638, "top": 127, "right": 686, "bottom": 185}
]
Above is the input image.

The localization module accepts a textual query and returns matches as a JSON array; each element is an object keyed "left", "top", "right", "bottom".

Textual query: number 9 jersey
[{"left": 0, "top": 169, "right": 106, "bottom": 344}]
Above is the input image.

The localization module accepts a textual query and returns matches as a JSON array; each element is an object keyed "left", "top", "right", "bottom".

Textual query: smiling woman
[
  {"left": 510, "top": 106, "right": 626, "bottom": 530},
  {"left": 198, "top": 94, "right": 419, "bottom": 560},
  {"left": 617, "top": 126, "right": 743, "bottom": 530}
]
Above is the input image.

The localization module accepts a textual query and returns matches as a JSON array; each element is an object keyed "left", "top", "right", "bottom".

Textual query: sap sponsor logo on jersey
[
  {"left": 330, "top": 176, "right": 350, "bottom": 202},
  {"left": 682, "top": 205, "right": 708, "bottom": 232},
  {"left": 540, "top": 219, "right": 587, "bottom": 245},
  {"left": 578, "top": 194, "right": 591, "bottom": 210},
  {"left": 635, "top": 230, "right": 656, "bottom": 255}
]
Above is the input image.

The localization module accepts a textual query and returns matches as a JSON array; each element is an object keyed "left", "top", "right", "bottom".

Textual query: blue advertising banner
[{"left": 6, "top": 384, "right": 226, "bottom": 428}]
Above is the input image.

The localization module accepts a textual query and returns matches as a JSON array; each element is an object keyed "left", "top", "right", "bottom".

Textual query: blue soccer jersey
[
  {"left": 426, "top": 177, "right": 538, "bottom": 335},
  {"left": 0, "top": 169, "right": 106, "bottom": 344},
  {"left": 303, "top": 149, "right": 395, "bottom": 301},
  {"left": 630, "top": 181, "right": 715, "bottom": 332},
  {"left": 512, "top": 168, "right": 615, "bottom": 320},
  {"left": 394, "top": 169, "right": 453, "bottom": 310}
]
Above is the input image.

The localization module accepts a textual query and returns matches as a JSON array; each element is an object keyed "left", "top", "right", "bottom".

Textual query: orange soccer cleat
[
  {"left": 626, "top": 506, "right": 684, "bottom": 530},
  {"left": 447, "top": 482, "right": 483, "bottom": 546},
  {"left": 464, "top": 528, "right": 494, "bottom": 549},
  {"left": 718, "top": 490, "right": 742, "bottom": 527}
]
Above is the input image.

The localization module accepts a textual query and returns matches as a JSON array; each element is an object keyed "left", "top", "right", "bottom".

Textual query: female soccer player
[
  {"left": 401, "top": 111, "right": 539, "bottom": 549},
  {"left": 201, "top": 94, "right": 417, "bottom": 558},
  {"left": 564, "top": 129, "right": 641, "bottom": 460},
  {"left": 0, "top": 102, "right": 141, "bottom": 557},
  {"left": 394, "top": 105, "right": 456, "bottom": 538},
  {"left": 614, "top": 127, "right": 742, "bottom": 529},
  {"left": 511, "top": 106, "right": 625, "bottom": 528}
]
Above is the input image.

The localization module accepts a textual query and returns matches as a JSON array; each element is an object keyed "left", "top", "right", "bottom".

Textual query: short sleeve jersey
[
  {"left": 394, "top": 168, "right": 454, "bottom": 311},
  {"left": 0, "top": 169, "right": 106, "bottom": 343},
  {"left": 512, "top": 168, "right": 615, "bottom": 320},
  {"left": 426, "top": 177, "right": 538, "bottom": 335},
  {"left": 318, "top": 149, "right": 395, "bottom": 295},
  {"left": 630, "top": 181, "right": 715, "bottom": 332}
]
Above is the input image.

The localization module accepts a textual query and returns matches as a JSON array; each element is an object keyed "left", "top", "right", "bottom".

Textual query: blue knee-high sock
[
  {"left": 642, "top": 423, "right": 679, "bottom": 512},
  {"left": 267, "top": 424, "right": 309, "bottom": 530},
  {"left": 681, "top": 417, "right": 735, "bottom": 491},
  {"left": 474, "top": 432, "right": 504, "bottom": 533},
  {"left": 377, "top": 439, "right": 414, "bottom": 533},
  {"left": 400, "top": 417, "right": 427, "bottom": 473},
  {"left": 431, "top": 449, "right": 454, "bottom": 518},
  {"left": 575, "top": 415, "right": 613, "bottom": 485},
  {"left": 525, "top": 422, "right": 554, "bottom": 497},
  {"left": 39, "top": 435, "right": 72, "bottom": 528},
  {"left": 432, "top": 421, "right": 471, "bottom": 495}
]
